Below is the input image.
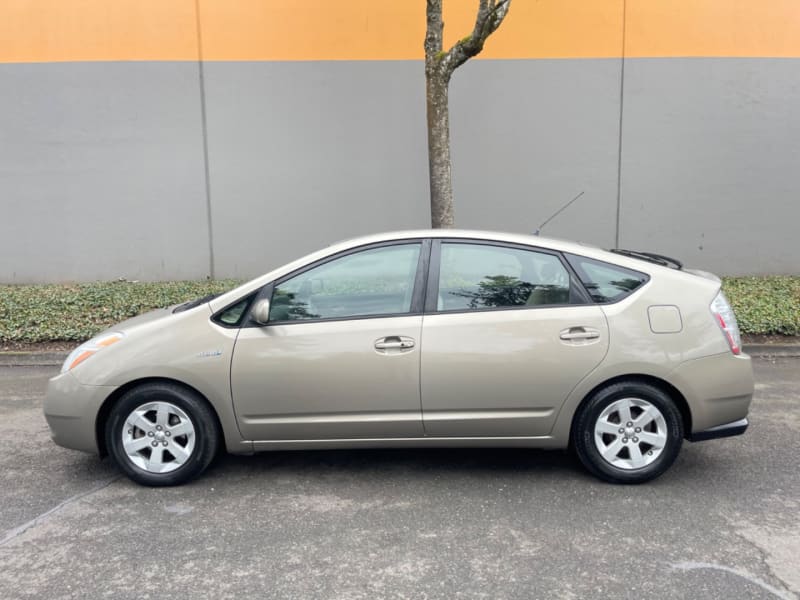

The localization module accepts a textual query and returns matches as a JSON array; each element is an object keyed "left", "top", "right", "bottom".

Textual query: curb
[
  {"left": 1, "top": 345, "right": 799, "bottom": 367},
  {"left": 741, "top": 344, "right": 800, "bottom": 358},
  {"left": 0, "top": 352, "right": 69, "bottom": 367}
]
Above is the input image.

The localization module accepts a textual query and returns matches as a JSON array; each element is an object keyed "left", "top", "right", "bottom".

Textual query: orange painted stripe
[
  {"left": 0, "top": 0, "right": 199, "bottom": 63},
  {"left": 1, "top": 0, "right": 799, "bottom": 64},
  {"left": 198, "top": 0, "right": 625, "bottom": 61},
  {"left": 626, "top": 0, "right": 800, "bottom": 58}
]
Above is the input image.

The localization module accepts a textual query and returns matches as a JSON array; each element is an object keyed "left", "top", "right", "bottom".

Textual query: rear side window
[
  {"left": 436, "top": 243, "right": 573, "bottom": 311},
  {"left": 566, "top": 254, "right": 648, "bottom": 303}
]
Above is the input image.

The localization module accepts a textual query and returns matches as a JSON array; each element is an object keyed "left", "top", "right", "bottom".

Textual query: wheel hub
[
  {"left": 121, "top": 401, "right": 196, "bottom": 474},
  {"left": 593, "top": 397, "right": 668, "bottom": 470}
]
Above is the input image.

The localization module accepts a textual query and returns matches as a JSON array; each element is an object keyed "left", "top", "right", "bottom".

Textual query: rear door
[{"left": 420, "top": 240, "right": 609, "bottom": 437}]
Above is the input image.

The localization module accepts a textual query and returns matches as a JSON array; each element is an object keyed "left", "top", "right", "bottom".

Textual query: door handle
[
  {"left": 559, "top": 327, "right": 600, "bottom": 341},
  {"left": 374, "top": 336, "right": 415, "bottom": 351}
]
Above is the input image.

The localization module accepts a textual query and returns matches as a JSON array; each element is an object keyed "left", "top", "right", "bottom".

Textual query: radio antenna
[{"left": 534, "top": 191, "right": 585, "bottom": 236}]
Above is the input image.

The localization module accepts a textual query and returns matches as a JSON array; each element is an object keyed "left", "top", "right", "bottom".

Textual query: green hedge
[
  {"left": 722, "top": 276, "right": 800, "bottom": 336},
  {"left": 0, "top": 280, "right": 241, "bottom": 343},
  {"left": 0, "top": 276, "right": 798, "bottom": 343}
]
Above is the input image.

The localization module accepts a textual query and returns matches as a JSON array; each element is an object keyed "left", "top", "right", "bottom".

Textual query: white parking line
[
  {"left": 0, "top": 475, "right": 120, "bottom": 547},
  {"left": 671, "top": 561, "right": 795, "bottom": 600}
]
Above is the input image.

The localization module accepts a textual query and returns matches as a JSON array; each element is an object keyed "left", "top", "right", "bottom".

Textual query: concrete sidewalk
[{"left": 0, "top": 352, "right": 70, "bottom": 367}]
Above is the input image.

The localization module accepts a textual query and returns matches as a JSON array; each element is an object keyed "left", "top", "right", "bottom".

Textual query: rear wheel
[
  {"left": 572, "top": 381, "right": 683, "bottom": 484},
  {"left": 105, "top": 382, "right": 219, "bottom": 486}
]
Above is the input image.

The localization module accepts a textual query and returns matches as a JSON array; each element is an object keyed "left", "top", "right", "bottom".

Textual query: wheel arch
[
  {"left": 569, "top": 374, "right": 692, "bottom": 442},
  {"left": 95, "top": 377, "right": 225, "bottom": 457}
]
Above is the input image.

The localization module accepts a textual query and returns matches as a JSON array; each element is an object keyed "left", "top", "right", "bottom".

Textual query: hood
[
  {"left": 99, "top": 293, "right": 221, "bottom": 337},
  {"left": 110, "top": 306, "right": 176, "bottom": 332}
]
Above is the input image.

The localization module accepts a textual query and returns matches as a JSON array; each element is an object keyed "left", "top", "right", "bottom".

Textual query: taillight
[{"left": 710, "top": 291, "right": 742, "bottom": 355}]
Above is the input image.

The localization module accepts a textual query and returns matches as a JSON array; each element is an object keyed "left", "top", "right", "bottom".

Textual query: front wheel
[
  {"left": 572, "top": 381, "right": 684, "bottom": 484},
  {"left": 105, "top": 382, "right": 219, "bottom": 486}
]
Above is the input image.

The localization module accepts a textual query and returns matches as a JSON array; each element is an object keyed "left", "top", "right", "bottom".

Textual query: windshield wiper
[{"left": 172, "top": 293, "right": 222, "bottom": 314}]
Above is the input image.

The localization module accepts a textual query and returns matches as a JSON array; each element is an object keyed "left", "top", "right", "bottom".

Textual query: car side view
[{"left": 45, "top": 230, "right": 754, "bottom": 486}]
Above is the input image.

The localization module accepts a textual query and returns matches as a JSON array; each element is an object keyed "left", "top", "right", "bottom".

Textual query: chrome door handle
[
  {"left": 560, "top": 327, "right": 600, "bottom": 341},
  {"left": 374, "top": 336, "right": 415, "bottom": 351}
]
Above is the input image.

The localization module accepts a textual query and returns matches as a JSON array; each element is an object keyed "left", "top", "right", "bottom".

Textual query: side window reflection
[
  {"left": 270, "top": 244, "right": 421, "bottom": 321},
  {"left": 565, "top": 254, "right": 648, "bottom": 303},
  {"left": 437, "top": 243, "right": 572, "bottom": 311}
]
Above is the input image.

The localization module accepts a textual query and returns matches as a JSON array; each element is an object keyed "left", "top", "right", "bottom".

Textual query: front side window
[
  {"left": 270, "top": 243, "right": 421, "bottom": 321},
  {"left": 565, "top": 254, "right": 648, "bottom": 303},
  {"left": 436, "top": 243, "right": 572, "bottom": 311}
]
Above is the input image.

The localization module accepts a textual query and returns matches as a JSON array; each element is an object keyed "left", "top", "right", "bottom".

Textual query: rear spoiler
[{"left": 609, "top": 249, "right": 683, "bottom": 270}]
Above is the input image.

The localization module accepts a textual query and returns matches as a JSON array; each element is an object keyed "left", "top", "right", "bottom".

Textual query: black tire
[
  {"left": 572, "top": 380, "right": 683, "bottom": 484},
  {"left": 105, "top": 382, "right": 219, "bottom": 486}
]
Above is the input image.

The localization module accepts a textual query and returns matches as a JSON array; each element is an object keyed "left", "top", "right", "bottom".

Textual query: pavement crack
[
  {"left": 0, "top": 475, "right": 121, "bottom": 547},
  {"left": 729, "top": 515, "right": 800, "bottom": 596}
]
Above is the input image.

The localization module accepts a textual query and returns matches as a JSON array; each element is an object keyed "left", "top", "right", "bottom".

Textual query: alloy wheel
[
  {"left": 121, "top": 401, "right": 196, "bottom": 474},
  {"left": 593, "top": 397, "right": 668, "bottom": 470}
]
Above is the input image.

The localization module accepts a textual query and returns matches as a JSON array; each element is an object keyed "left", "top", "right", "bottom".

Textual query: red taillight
[
  {"left": 715, "top": 313, "right": 740, "bottom": 355},
  {"left": 711, "top": 291, "right": 742, "bottom": 355}
]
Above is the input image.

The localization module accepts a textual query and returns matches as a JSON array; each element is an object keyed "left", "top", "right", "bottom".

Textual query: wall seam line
[
  {"left": 195, "top": 0, "right": 215, "bottom": 279},
  {"left": 614, "top": 0, "right": 627, "bottom": 249}
]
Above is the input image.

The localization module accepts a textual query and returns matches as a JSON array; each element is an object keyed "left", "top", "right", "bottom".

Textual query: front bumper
[
  {"left": 687, "top": 417, "right": 749, "bottom": 442},
  {"left": 44, "top": 371, "right": 118, "bottom": 454}
]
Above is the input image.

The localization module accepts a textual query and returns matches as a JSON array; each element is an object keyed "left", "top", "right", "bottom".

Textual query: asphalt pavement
[{"left": 0, "top": 359, "right": 798, "bottom": 599}]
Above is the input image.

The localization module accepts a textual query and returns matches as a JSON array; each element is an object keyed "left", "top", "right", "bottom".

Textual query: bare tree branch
[{"left": 442, "top": 0, "right": 511, "bottom": 75}]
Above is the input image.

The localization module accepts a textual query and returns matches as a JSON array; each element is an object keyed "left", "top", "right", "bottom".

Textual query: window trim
[
  {"left": 211, "top": 292, "right": 258, "bottom": 329},
  {"left": 241, "top": 239, "right": 431, "bottom": 327},
  {"left": 425, "top": 238, "right": 591, "bottom": 315},
  {"left": 564, "top": 252, "right": 651, "bottom": 305}
]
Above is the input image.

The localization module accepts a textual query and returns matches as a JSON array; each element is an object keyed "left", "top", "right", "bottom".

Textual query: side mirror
[{"left": 252, "top": 298, "right": 271, "bottom": 325}]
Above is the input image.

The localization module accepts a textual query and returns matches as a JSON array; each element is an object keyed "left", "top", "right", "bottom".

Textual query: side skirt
[{"left": 239, "top": 436, "right": 564, "bottom": 453}]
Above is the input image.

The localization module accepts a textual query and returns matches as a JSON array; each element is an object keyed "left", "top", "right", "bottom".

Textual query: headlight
[{"left": 61, "top": 332, "right": 126, "bottom": 373}]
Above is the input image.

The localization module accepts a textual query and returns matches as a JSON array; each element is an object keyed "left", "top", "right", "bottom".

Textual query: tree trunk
[
  {"left": 424, "top": 0, "right": 511, "bottom": 229},
  {"left": 426, "top": 73, "right": 454, "bottom": 229}
]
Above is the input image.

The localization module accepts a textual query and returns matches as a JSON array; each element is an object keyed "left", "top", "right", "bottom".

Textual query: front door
[{"left": 231, "top": 242, "right": 425, "bottom": 441}]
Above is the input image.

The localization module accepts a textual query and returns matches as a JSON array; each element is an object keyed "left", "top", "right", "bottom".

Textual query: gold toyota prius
[{"left": 45, "top": 230, "right": 754, "bottom": 486}]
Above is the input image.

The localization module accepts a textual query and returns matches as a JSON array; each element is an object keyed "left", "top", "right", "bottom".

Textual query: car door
[
  {"left": 420, "top": 240, "right": 609, "bottom": 437},
  {"left": 231, "top": 241, "right": 427, "bottom": 441}
]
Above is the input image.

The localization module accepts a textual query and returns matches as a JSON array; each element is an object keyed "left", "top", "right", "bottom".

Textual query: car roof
[
  {"left": 329, "top": 229, "right": 638, "bottom": 268},
  {"left": 330, "top": 229, "right": 599, "bottom": 255}
]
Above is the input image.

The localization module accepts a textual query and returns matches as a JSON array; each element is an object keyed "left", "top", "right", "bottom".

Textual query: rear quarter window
[{"left": 565, "top": 254, "right": 648, "bottom": 303}]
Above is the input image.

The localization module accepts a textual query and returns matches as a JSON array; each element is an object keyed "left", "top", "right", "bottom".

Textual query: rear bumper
[
  {"left": 668, "top": 352, "right": 754, "bottom": 435},
  {"left": 687, "top": 417, "right": 749, "bottom": 442}
]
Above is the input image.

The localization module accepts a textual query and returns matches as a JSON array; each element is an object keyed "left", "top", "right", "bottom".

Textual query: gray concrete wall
[
  {"left": 202, "top": 61, "right": 431, "bottom": 279},
  {"left": 619, "top": 58, "right": 800, "bottom": 274},
  {"left": 0, "top": 58, "right": 797, "bottom": 282},
  {"left": 450, "top": 59, "right": 622, "bottom": 249},
  {"left": 0, "top": 62, "right": 211, "bottom": 282}
]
